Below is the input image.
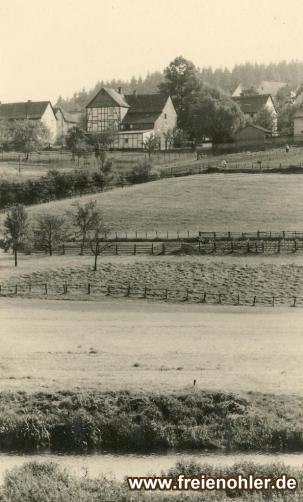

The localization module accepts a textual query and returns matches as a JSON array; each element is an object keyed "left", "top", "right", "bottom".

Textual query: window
[{"left": 124, "top": 138, "right": 129, "bottom": 144}]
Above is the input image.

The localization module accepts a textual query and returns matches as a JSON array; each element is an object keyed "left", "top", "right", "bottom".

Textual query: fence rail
[{"left": 0, "top": 281, "right": 302, "bottom": 307}]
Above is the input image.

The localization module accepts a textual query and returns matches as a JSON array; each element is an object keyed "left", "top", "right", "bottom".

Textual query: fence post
[
  {"left": 198, "top": 240, "right": 201, "bottom": 252},
  {"left": 62, "top": 244, "right": 65, "bottom": 255},
  {"left": 230, "top": 240, "right": 234, "bottom": 253},
  {"left": 277, "top": 239, "right": 281, "bottom": 253},
  {"left": 133, "top": 244, "right": 136, "bottom": 255},
  {"left": 143, "top": 286, "right": 147, "bottom": 298},
  {"left": 218, "top": 293, "right": 222, "bottom": 304},
  {"left": 44, "top": 283, "right": 48, "bottom": 295},
  {"left": 87, "top": 283, "right": 91, "bottom": 295},
  {"left": 213, "top": 240, "right": 216, "bottom": 253},
  {"left": 237, "top": 294, "right": 240, "bottom": 305},
  {"left": 293, "top": 240, "right": 297, "bottom": 253},
  {"left": 28, "top": 283, "right": 31, "bottom": 293},
  {"left": 185, "top": 288, "right": 189, "bottom": 301},
  {"left": 272, "top": 296, "right": 275, "bottom": 307},
  {"left": 246, "top": 241, "right": 250, "bottom": 253},
  {"left": 125, "top": 285, "right": 130, "bottom": 297},
  {"left": 162, "top": 243, "right": 165, "bottom": 254},
  {"left": 164, "top": 289, "right": 168, "bottom": 300},
  {"left": 252, "top": 296, "right": 256, "bottom": 306},
  {"left": 293, "top": 296, "right": 297, "bottom": 307},
  {"left": 115, "top": 244, "right": 118, "bottom": 255},
  {"left": 107, "top": 285, "right": 111, "bottom": 296},
  {"left": 151, "top": 243, "right": 154, "bottom": 255},
  {"left": 15, "top": 285, "right": 18, "bottom": 295}
]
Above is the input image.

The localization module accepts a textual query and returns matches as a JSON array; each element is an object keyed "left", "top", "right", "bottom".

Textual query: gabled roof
[
  {"left": 257, "top": 81, "right": 286, "bottom": 96},
  {"left": 232, "top": 94, "right": 275, "bottom": 114},
  {"left": 124, "top": 93, "right": 168, "bottom": 112},
  {"left": 122, "top": 111, "right": 161, "bottom": 126},
  {"left": 54, "top": 106, "right": 78, "bottom": 124},
  {"left": 0, "top": 101, "right": 52, "bottom": 120},
  {"left": 86, "top": 87, "right": 129, "bottom": 108}
]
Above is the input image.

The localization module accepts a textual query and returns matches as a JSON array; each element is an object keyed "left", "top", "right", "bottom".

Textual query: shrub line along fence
[
  {"left": 0, "top": 281, "right": 301, "bottom": 307},
  {"left": 31, "top": 231, "right": 303, "bottom": 256}
]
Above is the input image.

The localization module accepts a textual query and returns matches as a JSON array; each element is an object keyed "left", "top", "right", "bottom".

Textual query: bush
[{"left": 125, "top": 160, "right": 155, "bottom": 184}]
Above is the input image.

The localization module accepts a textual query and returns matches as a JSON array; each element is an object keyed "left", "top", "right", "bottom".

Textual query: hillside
[{"left": 8, "top": 172, "right": 303, "bottom": 233}]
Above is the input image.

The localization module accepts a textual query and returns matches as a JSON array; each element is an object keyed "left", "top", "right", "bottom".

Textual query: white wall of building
[{"left": 41, "top": 103, "right": 57, "bottom": 143}]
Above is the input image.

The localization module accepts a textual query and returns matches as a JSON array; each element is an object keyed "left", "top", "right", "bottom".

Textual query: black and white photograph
[{"left": 1, "top": 0, "right": 303, "bottom": 499}]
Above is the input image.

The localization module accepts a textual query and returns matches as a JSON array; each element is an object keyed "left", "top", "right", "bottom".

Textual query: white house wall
[
  {"left": 41, "top": 104, "right": 57, "bottom": 143},
  {"left": 154, "top": 97, "right": 177, "bottom": 149}
]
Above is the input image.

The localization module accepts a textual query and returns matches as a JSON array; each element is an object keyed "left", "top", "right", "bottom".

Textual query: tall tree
[
  {"left": 159, "top": 56, "right": 201, "bottom": 128},
  {"left": 35, "top": 214, "right": 67, "bottom": 256},
  {"left": 3, "top": 205, "right": 30, "bottom": 266},
  {"left": 186, "top": 86, "right": 245, "bottom": 143},
  {"left": 86, "top": 209, "right": 110, "bottom": 271},
  {"left": 70, "top": 201, "right": 101, "bottom": 255},
  {"left": 9, "top": 120, "right": 51, "bottom": 160}
]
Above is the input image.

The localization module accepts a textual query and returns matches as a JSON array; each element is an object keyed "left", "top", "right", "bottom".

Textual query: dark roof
[
  {"left": 124, "top": 93, "right": 168, "bottom": 112},
  {"left": 232, "top": 94, "right": 275, "bottom": 114},
  {"left": 0, "top": 101, "right": 52, "bottom": 120},
  {"left": 122, "top": 111, "right": 161, "bottom": 126},
  {"left": 121, "top": 94, "right": 168, "bottom": 126},
  {"left": 86, "top": 87, "right": 129, "bottom": 108},
  {"left": 235, "top": 124, "right": 272, "bottom": 134}
]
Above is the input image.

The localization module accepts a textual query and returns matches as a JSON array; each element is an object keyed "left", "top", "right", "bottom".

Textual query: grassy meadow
[
  {"left": 1, "top": 295, "right": 303, "bottom": 395},
  {"left": 2, "top": 172, "right": 303, "bottom": 233}
]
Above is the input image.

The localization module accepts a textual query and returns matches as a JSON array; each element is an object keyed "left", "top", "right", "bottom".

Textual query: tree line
[
  {"left": 1, "top": 201, "right": 108, "bottom": 271},
  {"left": 56, "top": 59, "right": 303, "bottom": 111}
]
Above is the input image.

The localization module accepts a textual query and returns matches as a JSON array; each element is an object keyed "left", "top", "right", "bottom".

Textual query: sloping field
[
  {"left": 5, "top": 173, "right": 303, "bottom": 233},
  {"left": 3, "top": 255, "right": 303, "bottom": 306},
  {"left": 1, "top": 298, "right": 303, "bottom": 395}
]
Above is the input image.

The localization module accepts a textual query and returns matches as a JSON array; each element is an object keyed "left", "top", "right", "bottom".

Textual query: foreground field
[
  {"left": 0, "top": 297, "right": 302, "bottom": 394},
  {"left": 3, "top": 173, "right": 303, "bottom": 232}
]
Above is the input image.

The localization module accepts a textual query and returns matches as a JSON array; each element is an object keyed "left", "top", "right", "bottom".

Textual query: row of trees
[
  {"left": 1, "top": 202, "right": 108, "bottom": 271},
  {"left": 0, "top": 169, "right": 117, "bottom": 209}
]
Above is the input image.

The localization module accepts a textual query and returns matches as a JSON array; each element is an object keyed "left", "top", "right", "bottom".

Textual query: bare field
[
  {"left": 3, "top": 173, "right": 303, "bottom": 232},
  {"left": 0, "top": 297, "right": 302, "bottom": 395},
  {"left": 3, "top": 254, "right": 303, "bottom": 306}
]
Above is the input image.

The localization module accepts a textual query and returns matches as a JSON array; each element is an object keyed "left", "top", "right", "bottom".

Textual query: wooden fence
[{"left": 0, "top": 281, "right": 302, "bottom": 307}]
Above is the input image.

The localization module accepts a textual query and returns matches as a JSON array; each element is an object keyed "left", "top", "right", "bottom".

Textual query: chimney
[{"left": 118, "top": 87, "right": 122, "bottom": 94}]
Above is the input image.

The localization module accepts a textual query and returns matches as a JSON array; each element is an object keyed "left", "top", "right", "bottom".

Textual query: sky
[{"left": 0, "top": 0, "right": 302, "bottom": 103}]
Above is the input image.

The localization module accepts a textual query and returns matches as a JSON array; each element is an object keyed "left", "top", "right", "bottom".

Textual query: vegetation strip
[
  {"left": 1, "top": 461, "right": 303, "bottom": 501},
  {"left": 0, "top": 390, "right": 301, "bottom": 454}
]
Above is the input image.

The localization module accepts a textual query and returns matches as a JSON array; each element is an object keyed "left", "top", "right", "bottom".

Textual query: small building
[
  {"left": 232, "top": 94, "right": 278, "bottom": 133},
  {"left": 293, "top": 108, "right": 303, "bottom": 139},
  {"left": 86, "top": 87, "right": 177, "bottom": 150},
  {"left": 54, "top": 107, "right": 78, "bottom": 141},
  {"left": 0, "top": 100, "right": 57, "bottom": 143},
  {"left": 234, "top": 124, "right": 272, "bottom": 143}
]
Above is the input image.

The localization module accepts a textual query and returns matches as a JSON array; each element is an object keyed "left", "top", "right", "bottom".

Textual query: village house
[
  {"left": 232, "top": 94, "right": 278, "bottom": 133},
  {"left": 86, "top": 87, "right": 177, "bottom": 150},
  {"left": 0, "top": 101, "right": 57, "bottom": 143},
  {"left": 232, "top": 81, "right": 287, "bottom": 98},
  {"left": 54, "top": 107, "right": 78, "bottom": 141}
]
